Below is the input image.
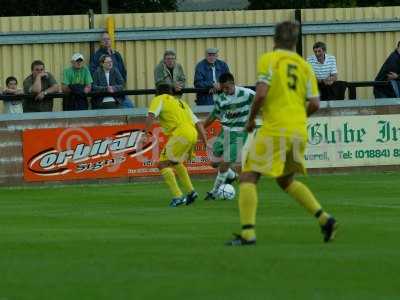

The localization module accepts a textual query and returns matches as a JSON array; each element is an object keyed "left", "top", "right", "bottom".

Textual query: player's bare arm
[
  {"left": 140, "top": 112, "right": 156, "bottom": 145},
  {"left": 245, "top": 82, "right": 268, "bottom": 132},
  {"left": 31, "top": 72, "right": 44, "bottom": 94},
  {"left": 195, "top": 121, "right": 209, "bottom": 147},
  {"left": 306, "top": 97, "right": 320, "bottom": 116}
]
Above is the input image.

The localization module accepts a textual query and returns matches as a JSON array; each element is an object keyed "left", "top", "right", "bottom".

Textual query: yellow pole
[{"left": 106, "top": 16, "right": 116, "bottom": 49}]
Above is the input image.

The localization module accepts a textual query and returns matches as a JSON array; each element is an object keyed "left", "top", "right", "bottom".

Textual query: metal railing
[
  {"left": 0, "top": 88, "right": 209, "bottom": 102},
  {"left": 346, "top": 81, "right": 390, "bottom": 99},
  {"left": 0, "top": 81, "right": 392, "bottom": 103}
]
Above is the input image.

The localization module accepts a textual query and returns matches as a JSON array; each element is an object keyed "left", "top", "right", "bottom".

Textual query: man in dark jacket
[
  {"left": 194, "top": 48, "right": 230, "bottom": 105},
  {"left": 374, "top": 41, "right": 400, "bottom": 98},
  {"left": 90, "top": 32, "right": 134, "bottom": 107},
  {"left": 90, "top": 33, "right": 127, "bottom": 81},
  {"left": 92, "top": 54, "right": 124, "bottom": 109}
]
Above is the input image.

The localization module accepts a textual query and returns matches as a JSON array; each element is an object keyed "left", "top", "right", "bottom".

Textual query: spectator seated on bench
[{"left": 307, "top": 41, "right": 344, "bottom": 100}]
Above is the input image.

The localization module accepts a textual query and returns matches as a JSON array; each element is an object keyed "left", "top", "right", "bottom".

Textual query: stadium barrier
[
  {"left": 0, "top": 81, "right": 391, "bottom": 103},
  {"left": 1, "top": 87, "right": 400, "bottom": 187}
]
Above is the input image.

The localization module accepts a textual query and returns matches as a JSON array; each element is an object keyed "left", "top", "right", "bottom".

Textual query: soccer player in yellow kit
[
  {"left": 142, "top": 84, "right": 208, "bottom": 207},
  {"left": 227, "top": 21, "right": 338, "bottom": 245}
]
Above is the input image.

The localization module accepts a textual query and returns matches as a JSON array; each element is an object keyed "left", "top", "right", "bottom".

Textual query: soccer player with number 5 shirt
[{"left": 226, "top": 21, "right": 338, "bottom": 246}]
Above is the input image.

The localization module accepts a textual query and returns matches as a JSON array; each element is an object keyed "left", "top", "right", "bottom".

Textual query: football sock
[
  {"left": 239, "top": 182, "right": 258, "bottom": 241},
  {"left": 211, "top": 170, "right": 229, "bottom": 193},
  {"left": 286, "top": 180, "right": 330, "bottom": 225},
  {"left": 226, "top": 168, "right": 236, "bottom": 180},
  {"left": 160, "top": 167, "right": 182, "bottom": 198},
  {"left": 314, "top": 209, "right": 330, "bottom": 226},
  {"left": 173, "top": 163, "right": 194, "bottom": 193}
]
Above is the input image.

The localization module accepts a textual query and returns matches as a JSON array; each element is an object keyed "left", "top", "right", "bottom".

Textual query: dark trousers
[
  {"left": 374, "top": 80, "right": 400, "bottom": 98},
  {"left": 63, "top": 84, "right": 89, "bottom": 111},
  {"left": 63, "top": 96, "right": 88, "bottom": 111},
  {"left": 318, "top": 81, "right": 346, "bottom": 101}
]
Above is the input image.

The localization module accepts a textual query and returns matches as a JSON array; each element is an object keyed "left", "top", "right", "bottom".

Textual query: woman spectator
[{"left": 92, "top": 54, "right": 124, "bottom": 109}]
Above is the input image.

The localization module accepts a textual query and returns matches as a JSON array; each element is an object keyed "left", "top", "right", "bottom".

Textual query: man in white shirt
[{"left": 307, "top": 41, "right": 343, "bottom": 100}]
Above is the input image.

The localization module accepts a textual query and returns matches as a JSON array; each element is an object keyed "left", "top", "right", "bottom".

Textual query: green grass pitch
[{"left": 1, "top": 172, "right": 399, "bottom": 300}]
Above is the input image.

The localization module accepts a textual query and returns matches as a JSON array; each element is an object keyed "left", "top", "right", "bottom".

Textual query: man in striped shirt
[
  {"left": 307, "top": 41, "right": 340, "bottom": 100},
  {"left": 203, "top": 72, "right": 258, "bottom": 200}
]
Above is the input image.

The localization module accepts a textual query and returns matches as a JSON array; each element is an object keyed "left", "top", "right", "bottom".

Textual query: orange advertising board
[{"left": 23, "top": 123, "right": 221, "bottom": 182}]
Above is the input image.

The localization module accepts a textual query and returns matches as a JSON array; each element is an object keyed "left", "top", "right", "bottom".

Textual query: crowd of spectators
[
  {"left": 0, "top": 32, "right": 135, "bottom": 114},
  {"left": 1, "top": 34, "right": 399, "bottom": 114}
]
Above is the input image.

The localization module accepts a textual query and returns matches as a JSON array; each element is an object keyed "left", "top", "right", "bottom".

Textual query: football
[{"left": 216, "top": 184, "right": 236, "bottom": 200}]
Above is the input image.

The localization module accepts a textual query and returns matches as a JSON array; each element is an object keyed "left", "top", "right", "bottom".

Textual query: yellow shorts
[
  {"left": 242, "top": 129, "right": 307, "bottom": 178},
  {"left": 159, "top": 126, "right": 198, "bottom": 163}
]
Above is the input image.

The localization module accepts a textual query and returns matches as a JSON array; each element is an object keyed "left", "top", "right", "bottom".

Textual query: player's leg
[
  {"left": 276, "top": 172, "right": 329, "bottom": 221},
  {"left": 239, "top": 171, "right": 260, "bottom": 241},
  {"left": 227, "top": 129, "right": 284, "bottom": 246},
  {"left": 226, "top": 129, "right": 269, "bottom": 245},
  {"left": 160, "top": 136, "right": 193, "bottom": 207},
  {"left": 206, "top": 131, "right": 241, "bottom": 200},
  {"left": 224, "top": 167, "right": 238, "bottom": 184},
  {"left": 173, "top": 162, "right": 198, "bottom": 205},
  {"left": 224, "top": 131, "right": 245, "bottom": 183},
  {"left": 278, "top": 138, "right": 338, "bottom": 242},
  {"left": 173, "top": 162, "right": 193, "bottom": 193},
  {"left": 206, "top": 131, "right": 225, "bottom": 199},
  {"left": 168, "top": 131, "right": 198, "bottom": 205},
  {"left": 226, "top": 171, "right": 260, "bottom": 245},
  {"left": 205, "top": 161, "right": 232, "bottom": 200},
  {"left": 159, "top": 159, "right": 186, "bottom": 207},
  {"left": 276, "top": 173, "right": 337, "bottom": 242}
]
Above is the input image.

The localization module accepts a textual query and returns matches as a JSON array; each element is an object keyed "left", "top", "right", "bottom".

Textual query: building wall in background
[
  {"left": 1, "top": 7, "right": 400, "bottom": 111},
  {"left": 302, "top": 6, "right": 400, "bottom": 99}
]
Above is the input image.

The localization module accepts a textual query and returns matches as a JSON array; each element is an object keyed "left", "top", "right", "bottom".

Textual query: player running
[
  {"left": 141, "top": 84, "right": 209, "bottom": 207},
  {"left": 226, "top": 21, "right": 338, "bottom": 245},
  {"left": 203, "top": 72, "right": 260, "bottom": 200}
]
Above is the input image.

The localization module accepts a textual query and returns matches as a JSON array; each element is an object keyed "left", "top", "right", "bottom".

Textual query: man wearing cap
[
  {"left": 22, "top": 60, "right": 59, "bottom": 112},
  {"left": 154, "top": 49, "right": 186, "bottom": 95},
  {"left": 62, "top": 53, "right": 93, "bottom": 110},
  {"left": 194, "top": 48, "right": 230, "bottom": 105}
]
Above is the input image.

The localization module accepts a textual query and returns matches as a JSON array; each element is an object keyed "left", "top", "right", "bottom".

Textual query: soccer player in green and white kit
[{"left": 203, "top": 72, "right": 260, "bottom": 200}]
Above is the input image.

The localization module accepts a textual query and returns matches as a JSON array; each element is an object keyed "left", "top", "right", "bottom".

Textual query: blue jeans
[
  {"left": 121, "top": 96, "right": 135, "bottom": 108},
  {"left": 390, "top": 80, "right": 400, "bottom": 97}
]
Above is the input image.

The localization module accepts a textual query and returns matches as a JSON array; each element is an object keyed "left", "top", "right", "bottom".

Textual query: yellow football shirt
[
  {"left": 148, "top": 94, "right": 199, "bottom": 136},
  {"left": 257, "top": 49, "right": 319, "bottom": 138}
]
